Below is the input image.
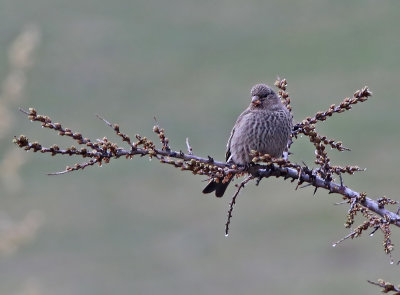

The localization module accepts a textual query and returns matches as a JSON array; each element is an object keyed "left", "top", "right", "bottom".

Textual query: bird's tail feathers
[{"left": 202, "top": 178, "right": 231, "bottom": 198}]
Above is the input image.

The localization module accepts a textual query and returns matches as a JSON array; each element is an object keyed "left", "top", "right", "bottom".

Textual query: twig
[
  {"left": 225, "top": 175, "right": 254, "bottom": 236},
  {"left": 292, "top": 86, "right": 372, "bottom": 136},
  {"left": 186, "top": 137, "right": 193, "bottom": 155},
  {"left": 47, "top": 159, "right": 99, "bottom": 175},
  {"left": 368, "top": 279, "right": 400, "bottom": 294},
  {"left": 96, "top": 113, "right": 135, "bottom": 149}
]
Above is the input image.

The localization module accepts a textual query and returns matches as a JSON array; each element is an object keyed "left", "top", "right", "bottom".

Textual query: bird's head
[{"left": 250, "top": 84, "right": 281, "bottom": 109}]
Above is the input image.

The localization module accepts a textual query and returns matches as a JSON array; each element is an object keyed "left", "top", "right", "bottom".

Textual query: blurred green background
[{"left": 1, "top": 0, "right": 400, "bottom": 294}]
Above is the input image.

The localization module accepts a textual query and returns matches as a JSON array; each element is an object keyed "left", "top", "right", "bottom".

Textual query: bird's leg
[{"left": 267, "top": 163, "right": 276, "bottom": 172}]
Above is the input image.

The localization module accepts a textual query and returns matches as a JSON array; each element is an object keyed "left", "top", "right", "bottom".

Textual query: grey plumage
[{"left": 203, "top": 83, "right": 293, "bottom": 197}]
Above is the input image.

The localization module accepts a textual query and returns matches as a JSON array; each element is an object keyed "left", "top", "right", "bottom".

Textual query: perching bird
[{"left": 202, "top": 83, "right": 293, "bottom": 197}]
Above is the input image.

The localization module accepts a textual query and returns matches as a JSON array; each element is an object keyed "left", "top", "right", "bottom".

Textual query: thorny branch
[
  {"left": 225, "top": 175, "right": 254, "bottom": 236},
  {"left": 13, "top": 80, "right": 400, "bottom": 266},
  {"left": 368, "top": 279, "right": 400, "bottom": 294}
]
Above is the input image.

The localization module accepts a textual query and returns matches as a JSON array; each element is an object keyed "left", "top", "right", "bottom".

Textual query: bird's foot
[{"left": 244, "top": 162, "right": 257, "bottom": 171}]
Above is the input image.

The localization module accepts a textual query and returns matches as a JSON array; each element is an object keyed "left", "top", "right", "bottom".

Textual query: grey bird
[{"left": 202, "top": 83, "right": 293, "bottom": 197}]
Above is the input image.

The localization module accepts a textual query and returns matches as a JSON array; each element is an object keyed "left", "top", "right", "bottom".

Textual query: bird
[{"left": 202, "top": 83, "right": 293, "bottom": 197}]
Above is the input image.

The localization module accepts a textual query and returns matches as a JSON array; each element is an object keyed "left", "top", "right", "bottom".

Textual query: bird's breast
[{"left": 228, "top": 110, "right": 292, "bottom": 164}]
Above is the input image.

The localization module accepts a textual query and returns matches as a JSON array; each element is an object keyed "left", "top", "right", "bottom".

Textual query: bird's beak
[{"left": 251, "top": 96, "right": 261, "bottom": 106}]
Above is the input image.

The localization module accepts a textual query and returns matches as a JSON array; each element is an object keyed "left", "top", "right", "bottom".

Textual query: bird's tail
[{"left": 202, "top": 178, "right": 231, "bottom": 198}]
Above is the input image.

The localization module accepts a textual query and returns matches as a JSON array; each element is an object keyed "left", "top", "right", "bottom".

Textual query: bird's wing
[{"left": 225, "top": 108, "right": 251, "bottom": 162}]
